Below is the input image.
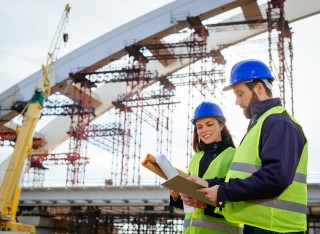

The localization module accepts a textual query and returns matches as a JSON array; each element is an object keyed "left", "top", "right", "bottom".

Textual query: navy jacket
[{"left": 217, "top": 98, "right": 306, "bottom": 207}]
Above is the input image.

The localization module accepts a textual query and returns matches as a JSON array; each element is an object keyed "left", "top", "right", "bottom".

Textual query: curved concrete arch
[{"left": 0, "top": 0, "right": 319, "bottom": 154}]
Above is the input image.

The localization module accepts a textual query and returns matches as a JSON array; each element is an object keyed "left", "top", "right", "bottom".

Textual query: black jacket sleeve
[{"left": 169, "top": 195, "right": 183, "bottom": 209}]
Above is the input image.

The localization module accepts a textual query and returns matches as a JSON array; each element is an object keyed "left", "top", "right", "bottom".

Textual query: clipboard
[{"left": 161, "top": 175, "right": 213, "bottom": 205}]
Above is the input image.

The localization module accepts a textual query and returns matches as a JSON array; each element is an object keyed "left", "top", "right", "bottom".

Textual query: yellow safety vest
[
  {"left": 183, "top": 147, "right": 242, "bottom": 234},
  {"left": 221, "top": 106, "right": 308, "bottom": 232}
]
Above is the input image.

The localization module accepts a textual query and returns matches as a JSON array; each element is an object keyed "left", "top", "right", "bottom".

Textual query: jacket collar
[
  {"left": 200, "top": 138, "right": 231, "bottom": 154},
  {"left": 248, "top": 97, "right": 282, "bottom": 129}
]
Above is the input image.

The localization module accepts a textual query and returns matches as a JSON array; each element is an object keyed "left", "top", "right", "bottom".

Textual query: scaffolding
[
  {"left": 41, "top": 205, "right": 184, "bottom": 234},
  {"left": 267, "top": 0, "right": 294, "bottom": 115},
  {"left": 13, "top": 1, "right": 315, "bottom": 232}
]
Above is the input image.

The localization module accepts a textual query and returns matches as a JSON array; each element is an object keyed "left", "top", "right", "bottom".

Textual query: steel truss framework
[{"left": 1, "top": 0, "right": 317, "bottom": 232}]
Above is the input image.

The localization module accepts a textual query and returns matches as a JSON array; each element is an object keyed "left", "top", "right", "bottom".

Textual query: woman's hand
[
  {"left": 169, "top": 189, "right": 180, "bottom": 200},
  {"left": 187, "top": 176, "right": 209, "bottom": 188},
  {"left": 180, "top": 193, "right": 207, "bottom": 209}
]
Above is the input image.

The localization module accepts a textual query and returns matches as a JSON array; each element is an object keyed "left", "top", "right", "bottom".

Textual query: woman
[{"left": 169, "top": 101, "right": 242, "bottom": 234}]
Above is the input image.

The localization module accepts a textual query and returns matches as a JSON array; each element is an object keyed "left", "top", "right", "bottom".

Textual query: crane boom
[
  {"left": 0, "top": 4, "right": 71, "bottom": 233},
  {"left": 43, "top": 3, "right": 71, "bottom": 98}
]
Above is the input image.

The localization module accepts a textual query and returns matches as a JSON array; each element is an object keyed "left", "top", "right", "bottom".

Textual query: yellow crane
[{"left": 0, "top": 4, "right": 71, "bottom": 233}]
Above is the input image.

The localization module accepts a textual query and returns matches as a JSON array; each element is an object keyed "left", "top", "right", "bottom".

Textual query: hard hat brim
[{"left": 222, "top": 85, "right": 233, "bottom": 91}]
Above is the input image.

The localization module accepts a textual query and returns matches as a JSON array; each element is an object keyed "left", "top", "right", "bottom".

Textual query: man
[{"left": 196, "top": 59, "right": 308, "bottom": 233}]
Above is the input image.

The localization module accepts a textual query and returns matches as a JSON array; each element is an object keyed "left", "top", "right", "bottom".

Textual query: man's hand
[
  {"left": 187, "top": 176, "right": 209, "bottom": 187},
  {"left": 197, "top": 185, "right": 219, "bottom": 204}
]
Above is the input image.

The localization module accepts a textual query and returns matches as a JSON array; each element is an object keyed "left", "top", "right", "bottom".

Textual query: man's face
[{"left": 232, "top": 83, "right": 259, "bottom": 119}]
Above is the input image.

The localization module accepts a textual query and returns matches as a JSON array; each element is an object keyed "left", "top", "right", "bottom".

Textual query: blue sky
[{"left": 0, "top": 1, "right": 319, "bottom": 184}]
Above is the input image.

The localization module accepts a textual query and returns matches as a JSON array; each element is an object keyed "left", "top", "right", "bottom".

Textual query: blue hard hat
[
  {"left": 191, "top": 101, "right": 226, "bottom": 124},
  {"left": 223, "top": 59, "right": 274, "bottom": 91}
]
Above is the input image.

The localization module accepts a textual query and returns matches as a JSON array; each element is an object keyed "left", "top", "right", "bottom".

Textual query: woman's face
[{"left": 195, "top": 117, "right": 223, "bottom": 144}]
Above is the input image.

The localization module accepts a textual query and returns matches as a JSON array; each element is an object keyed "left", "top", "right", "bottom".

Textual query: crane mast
[{"left": 0, "top": 4, "right": 70, "bottom": 233}]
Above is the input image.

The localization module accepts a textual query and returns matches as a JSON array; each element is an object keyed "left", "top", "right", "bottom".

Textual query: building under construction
[{"left": 0, "top": 0, "right": 320, "bottom": 233}]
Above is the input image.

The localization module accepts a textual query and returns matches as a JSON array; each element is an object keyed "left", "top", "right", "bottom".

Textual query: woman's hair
[{"left": 192, "top": 120, "right": 235, "bottom": 152}]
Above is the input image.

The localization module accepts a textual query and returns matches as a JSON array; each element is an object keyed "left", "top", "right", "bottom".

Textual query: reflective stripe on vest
[
  {"left": 248, "top": 198, "right": 307, "bottom": 214},
  {"left": 192, "top": 218, "right": 240, "bottom": 234},
  {"left": 230, "top": 162, "right": 307, "bottom": 214},
  {"left": 230, "top": 162, "right": 307, "bottom": 183},
  {"left": 184, "top": 218, "right": 191, "bottom": 228}
]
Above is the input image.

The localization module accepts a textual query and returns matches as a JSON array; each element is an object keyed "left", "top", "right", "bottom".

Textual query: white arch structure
[{"left": 0, "top": 0, "right": 319, "bottom": 206}]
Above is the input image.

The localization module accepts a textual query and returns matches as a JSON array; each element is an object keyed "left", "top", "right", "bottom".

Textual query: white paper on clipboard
[
  {"left": 156, "top": 154, "right": 178, "bottom": 179},
  {"left": 156, "top": 154, "right": 195, "bottom": 213}
]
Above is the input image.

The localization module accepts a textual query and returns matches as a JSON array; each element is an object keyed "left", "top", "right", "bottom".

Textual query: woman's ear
[{"left": 219, "top": 122, "right": 225, "bottom": 132}]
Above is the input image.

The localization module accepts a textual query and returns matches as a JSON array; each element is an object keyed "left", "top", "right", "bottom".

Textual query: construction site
[{"left": 0, "top": 0, "right": 320, "bottom": 233}]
